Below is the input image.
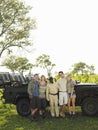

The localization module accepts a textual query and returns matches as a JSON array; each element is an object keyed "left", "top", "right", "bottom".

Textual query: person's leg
[
  {"left": 59, "top": 105, "right": 63, "bottom": 117},
  {"left": 61, "top": 92, "right": 68, "bottom": 117},
  {"left": 59, "top": 103, "right": 66, "bottom": 117},
  {"left": 32, "top": 97, "right": 39, "bottom": 115},
  {"left": 31, "top": 108, "right": 38, "bottom": 115},
  {"left": 41, "top": 99, "right": 47, "bottom": 118},
  {"left": 68, "top": 98, "right": 71, "bottom": 115},
  {"left": 29, "top": 97, "right": 38, "bottom": 120},
  {"left": 42, "top": 99, "right": 47, "bottom": 111},
  {"left": 50, "top": 95, "right": 55, "bottom": 117},
  {"left": 59, "top": 92, "right": 64, "bottom": 117},
  {"left": 72, "top": 96, "right": 76, "bottom": 115},
  {"left": 39, "top": 99, "right": 43, "bottom": 115},
  {"left": 62, "top": 104, "right": 66, "bottom": 117},
  {"left": 54, "top": 95, "right": 59, "bottom": 117}
]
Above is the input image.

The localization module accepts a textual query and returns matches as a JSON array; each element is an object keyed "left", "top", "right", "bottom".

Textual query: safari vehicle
[
  {"left": 0, "top": 72, "right": 98, "bottom": 116},
  {"left": 0, "top": 72, "right": 29, "bottom": 116},
  {"left": 75, "top": 83, "right": 98, "bottom": 116}
]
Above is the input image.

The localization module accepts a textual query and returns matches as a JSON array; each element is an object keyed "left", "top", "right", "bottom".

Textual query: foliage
[
  {"left": 87, "top": 65, "right": 95, "bottom": 75},
  {"left": 36, "top": 54, "right": 55, "bottom": 77},
  {"left": 2, "top": 55, "right": 33, "bottom": 75},
  {"left": 53, "top": 72, "right": 98, "bottom": 83},
  {"left": 72, "top": 74, "right": 98, "bottom": 84},
  {"left": 0, "top": 0, "right": 36, "bottom": 57},
  {"left": 71, "top": 62, "right": 95, "bottom": 75}
]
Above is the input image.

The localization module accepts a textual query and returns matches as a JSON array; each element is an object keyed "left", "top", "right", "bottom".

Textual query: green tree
[
  {"left": 36, "top": 54, "right": 56, "bottom": 77},
  {"left": 15, "top": 57, "right": 33, "bottom": 75},
  {"left": 0, "top": 0, "right": 36, "bottom": 57},
  {"left": 71, "top": 62, "right": 88, "bottom": 75},
  {"left": 2, "top": 55, "right": 18, "bottom": 73},
  {"left": 2, "top": 56, "right": 33, "bottom": 75},
  {"left": 71, "top": 62, "right": 95, "bottom": 76},
  {"left": 87, "top": 65, "right": 95, "bottom": 75}
]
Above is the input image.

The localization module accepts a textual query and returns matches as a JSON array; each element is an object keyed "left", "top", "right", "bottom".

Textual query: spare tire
[
  {"left": 16, "top": 98, "right": 31, "bottom": 116},
  {"left": 81, "top": 97, "right": 98, "bottom": 116}
]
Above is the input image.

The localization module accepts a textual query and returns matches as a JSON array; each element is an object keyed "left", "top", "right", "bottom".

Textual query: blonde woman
[
  {"left": 39, "top": 75, "right": 47, "bottom": 117},
  {"left": 66, "top": 74, "right": 76, "bottom": 116}
]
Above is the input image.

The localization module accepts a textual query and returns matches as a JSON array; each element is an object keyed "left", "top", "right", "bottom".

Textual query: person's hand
[{"left": 47, "top": 98, "right": 49, "bottom": 101}]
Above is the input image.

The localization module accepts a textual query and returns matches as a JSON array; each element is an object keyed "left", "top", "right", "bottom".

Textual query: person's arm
[
  {"left": 55, "top": 82, "right": 59, "bottom": 91},
  {"left": 46, "top": 85, "right": 49, "bottom": 101},
  {"left": 57, "top": 80, "right": 60, "bottom": 90},
  {"left": 27, "top": 81, "right": 34, "bottom": 98},
  {"left": 70, "top": 81, "right": 75, "bottom": 97}
]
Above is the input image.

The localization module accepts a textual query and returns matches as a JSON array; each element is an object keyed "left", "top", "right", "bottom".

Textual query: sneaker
[
  {"left": 62, "top": 113, "right": 65, "bottom": 118},
  {"left": 72, "top": 113, "right": 76, "bottom": 116},
  {"left": 51, "top": 114, "right": 55, "bottom": 118},
  {"left": 69, "top": 112, "right": 72, "bottom": 115},
  {"left": 60, "top": 112, "right": 63, "bottom": 117},
  {"left": 72, "top": 112, "right": 76, "bottom": 115},
  {"left": 71, "top": 112, "right": 76, "bottom": 118},
  {"left": 70, "top": 111, "right": 72, "bottom": 114}
]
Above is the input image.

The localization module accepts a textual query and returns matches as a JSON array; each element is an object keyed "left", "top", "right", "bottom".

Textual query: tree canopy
[
  {"left": 0, "top": 0, "right": 36, "bottom": 57},
  {"left": 71, "top": 62, "right": 95, "bottom": 75},
  {"left": 36, "top": 54, "right": 55, "bottom": 77},
  {"left": 2, "top": 55, "right": 33, "bottom": 75}
]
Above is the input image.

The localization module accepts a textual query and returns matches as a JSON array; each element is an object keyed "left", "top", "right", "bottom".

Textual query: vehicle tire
[
  {"left": 81, "top": 97, "right": 98, "bottom": 116},
  {"left": 16, "top": 98, "right": 31, "bottom": 116}
]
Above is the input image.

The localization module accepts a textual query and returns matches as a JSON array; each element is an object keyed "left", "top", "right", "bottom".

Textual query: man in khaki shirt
[
  {"left": 46, "top": 77, "right": 59, "bottom": 117},
  {"left": 57, "top": 71, "right": 68, "bottom": 117}
]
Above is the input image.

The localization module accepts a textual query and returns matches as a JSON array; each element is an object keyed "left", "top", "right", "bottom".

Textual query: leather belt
[
  {"left": 59, "top": 91, "right": 67, "bottom": 92},
  {"left": 49, "top": 93, "right": 58, "bottom": 95}
]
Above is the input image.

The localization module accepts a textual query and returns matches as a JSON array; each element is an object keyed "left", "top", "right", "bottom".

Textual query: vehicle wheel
[
  {"left": 16, "top": 98, "right": 31, "bottom": 116},
  {"left": 81, "top": 97, "right": 98, "bottom": 116}
]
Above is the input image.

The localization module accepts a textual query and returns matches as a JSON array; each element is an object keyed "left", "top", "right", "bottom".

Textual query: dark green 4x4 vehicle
[
  {"left": 0, "top": 72, "right": 30, "bottom": 116},
  {"left": 0, "top": 72, "right": 98, "bottom": 116}
]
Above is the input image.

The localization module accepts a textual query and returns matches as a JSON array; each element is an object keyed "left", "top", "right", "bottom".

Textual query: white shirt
[{"left": 57, "top": 78, "right": 67, "bottom": 92}]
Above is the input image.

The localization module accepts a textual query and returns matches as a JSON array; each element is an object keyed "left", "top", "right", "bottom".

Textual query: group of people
[{"left": 27, "top": 71, "right": 76, "bottom": 121}]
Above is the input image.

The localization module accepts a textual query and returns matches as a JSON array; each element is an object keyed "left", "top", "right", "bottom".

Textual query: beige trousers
[{"left": 49, "top": 94, "right": 59, "bottom": 117}]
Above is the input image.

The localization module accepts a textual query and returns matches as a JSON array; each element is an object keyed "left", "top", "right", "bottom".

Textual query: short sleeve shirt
[{"left": 57, "top": 78, "right": 67, "bottom": 92}]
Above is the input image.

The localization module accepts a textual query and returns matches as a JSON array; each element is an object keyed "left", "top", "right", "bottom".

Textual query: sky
[{"left": 1, "top": 0, "right": 98, "bottom": 76}]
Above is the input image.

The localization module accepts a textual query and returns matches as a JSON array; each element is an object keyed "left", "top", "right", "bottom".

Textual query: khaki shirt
[
  {"left": 57, "top": 78, "right": 67, "bottom": 92},
  {"left": 46, "top": 83, "right": 59, "bottom": 101}
]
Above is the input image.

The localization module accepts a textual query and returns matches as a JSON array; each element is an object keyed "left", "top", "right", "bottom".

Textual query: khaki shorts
[
  {"left": 59, "top": 92, "right": 68, "bottom": 105},
  {"left": 68, "top": 93, "right": 76, "bottom": 99}
]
